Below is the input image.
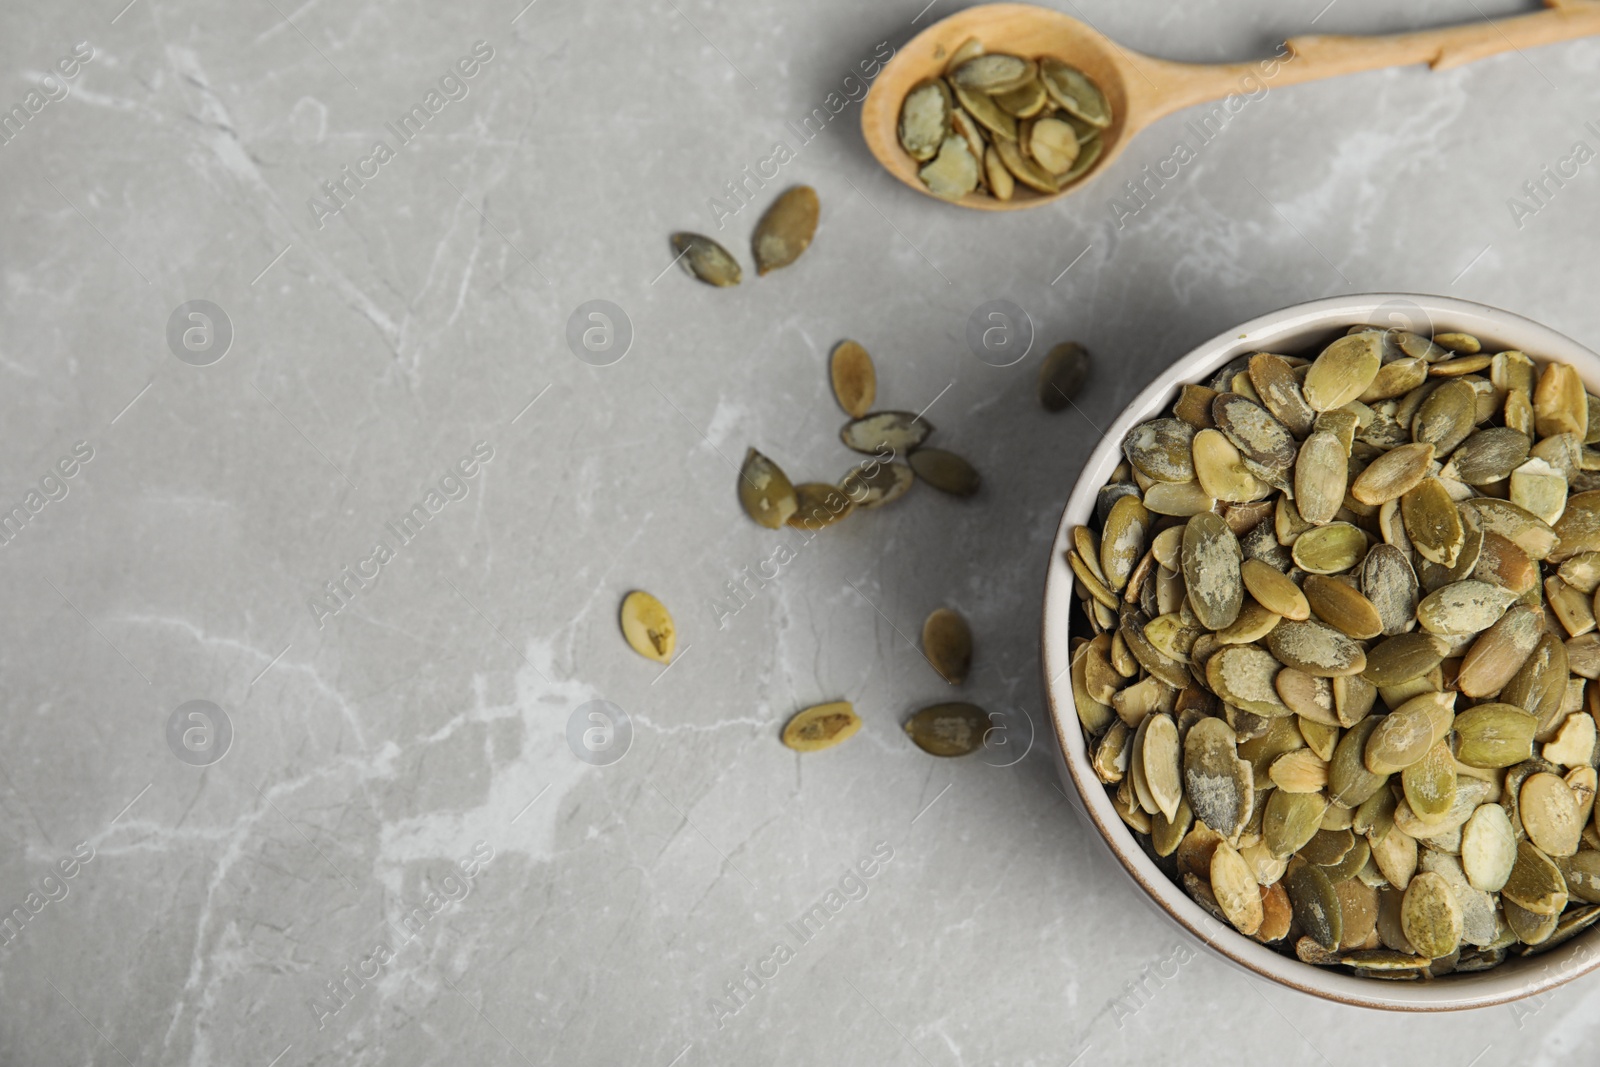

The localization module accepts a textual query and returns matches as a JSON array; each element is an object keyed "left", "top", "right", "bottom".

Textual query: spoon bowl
[{"left": 862, "top": 1, "right": 1600, "bottom": 210}]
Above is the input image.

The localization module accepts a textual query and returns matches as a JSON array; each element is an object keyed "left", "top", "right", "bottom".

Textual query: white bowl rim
[{"left": 1041, "top": 292, "right": 1600, "bottom": 1011}]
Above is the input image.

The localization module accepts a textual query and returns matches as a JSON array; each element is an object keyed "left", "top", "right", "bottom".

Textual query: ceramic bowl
[{"left": 1041, "top": 292, "right": 1600, "bottom": 1010}]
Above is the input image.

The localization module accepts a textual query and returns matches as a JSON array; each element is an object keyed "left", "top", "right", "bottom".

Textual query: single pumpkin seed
[
  {"left": 840, "top": 411, "right": 932, "bottom": 455},
  {"left": 1415, "top": 579, "right": 1517, "bottom": 635},
  {"left": 830, "top": 341, "right": 876, "bottom": 418},
  {"left": 1212, "top": 841, "right": 1265, "bottom": 934},
  {"left": 1412, "top": 379, "right": 1477, "bottom": 455},
  {"left": 1401, "top": 479, "right": 1465, "bottom": 567},
  {"left": 1038, "top": 341, "right": 1090, "bottom": 411},
  {"left": 909, "top": 449, "right": 980, "bottom": 497},
  {"left": 1401, "top": 871, "right": 1463, "bottom": 958},
  {"left": 1183, "top": 716, "right": 1252, "bottom": 837},
  {"left": 1461, "top": 803, "right": 1517, "bottom": 892},
  {"left": 782, "top": 701, "right": 861, "bottom": 752},
  {"left": 620, "top": 590, "right": 676, "bottom": 663},
  {"left": 1248, "top": 352, "right": 1317, "bottom": 436},
  {"left": 1293, "top": 432, "right": 1347, "bottom": 524},
  {"left": 993, "top": 136, "right": 1058, "bottom": 193},
  {"left": 951, "top": 82, "right": 1017, "bottom": 141},
  {"left": 982, "top": 144, "right": 1014, "bottom": 201},
  {"left": 1441, "top": 426, "right": 1531, "bottom": 484},
  {"left": 1535, "top": 360, "right": 1588, "bottom": 438},
  {"left": 839, "top": 460, "right": 913, "bottom": 508},
  {"left": 922, "top": 607, "right": 972, "bottom": 684},
  {"left": 1521, "top": 771, "right": 1583, "bottom": 856},
  {"left": 1038, "top": 58, "right": 1111, "bottom": 126},
  {"left": 1304, "top": 332, "right": 1384, "bottom": 411},
  {"left": 789, "top": 482, "right": 855, "bottom": 531},
  {"left": 1366, "top": 692, "right": 1455, "bottom": 774},
  {"left": 1267, "top": 791, "right": 1329, "bottom": 860},
  {"left": 1194, "top": 429, "right": 1268, "bottom": 503},
  {"left": 1181, "top": 511, "right": 1244, "bottom": 630},
  {"left": 1240, "top": 558, "right": 1311, "bottom": 620},
  {"left": 904, "top": 702, "right": 992, "bottom": 757},
  {"left": 1402, "top": 737, "right": 1458, "bottom": 819},
  {"left": 752, "top": 186, "right": 818, "bottom": 275},
  {"left": 1207, "top": 645, "right": 1291, "bottom": 716},
  {"left": 952, "top": 53, "right": 1035, "bottom": 93},
  {"left": 994, "top": 74, "right": 1048, "bottom": 118},
  {"left": 1026, "top": 115, "right": 1080, "bottom": 173},
  {"left": 918, "top": 135, "right": 981, "bottom": 200},
  {"left": 1303, "top": 575, "right": 1383, "bottom": 640},
  {"left": 1100, "top": 495, "right": 1151, "bottom": 592},
  {"left": 1349, "top": 442, "right": 1435, "bottom": 505},
  {"left": 1268, "top": 618, "right": 1367, "bottom": 677},
  {"left": 671, "top": 232, "right": 742, "bottom": 287},
  {"left": 738, "top": 448, "right": 799, "bottom": 528},
  {"left": 1143, "top": 713, "right": 1184, "bottom": 822},
  {"left": 1270, "top": 748, "right": 1329, "bottom": 793},
  {"left": 1291, "top": 522, "right": 1368, "bottom": 575},
  {"left": 898, "top": 78, "right": 952, "bottom": 161},
  {"left": 1275, "top": 668, "right": 1337, "bottom": 725},
  {"left": 1502, "top": 839, "right": 1569, "bottom": 916},
  {"left": 1213, "top": 393, "right": 1298, "bottom": 476},
  {"left": 1285, "top": 856, "right": 1343, "bottom": 949}
]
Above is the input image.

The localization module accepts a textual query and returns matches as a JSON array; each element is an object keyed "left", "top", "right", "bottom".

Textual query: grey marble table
[{"left": 2, "top": 0, "right": 1599, "bottom": 1063}]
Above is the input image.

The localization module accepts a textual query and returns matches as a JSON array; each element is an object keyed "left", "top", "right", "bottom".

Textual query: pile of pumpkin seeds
[
  {"left": 1071, "top": 323, "right": 1600, "bottom": 979},
  {"left": 737, "top": 339, "right": 981, "bottom": 532},
  {"left": 899, "top": 38, "right": 1111, "bottom": 202},
  {"left": 674, "top": 185, "right": 819, "bottom": 287}
]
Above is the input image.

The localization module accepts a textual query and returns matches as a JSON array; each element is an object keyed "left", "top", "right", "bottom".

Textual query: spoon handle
[{"left": 1133, "top": 0, "right": 1600, "bottom": 121}]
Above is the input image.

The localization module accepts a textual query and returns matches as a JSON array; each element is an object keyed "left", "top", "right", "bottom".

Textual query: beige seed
[
  {"left": 782, "top": 702, "right": 862, "bottom": 752},
  {"left": 1212, "top": 841, "right": 1265, "bottom": 935},
  {"left": 922, "top": 607, "right": 973, "bottom": 684},
  {"left": 1269, "top": 749, "right": 1329, "bottom": 793},
  {"left": 1535, "top": 360, "right": 1588, "bottom": 438},
  {"left": 1544, "top": 711, "right": 1597, "bottom": 768},
  {"left": 752, "top": 185, "right": 818, "bottom": 275},
  {"left": 1241, "top": 558, "right": 1311, "bottom": 620},
  {"left": 830, "top": 340, "right": 876, "bottom": 417},
  {"left": 1181, "top": 511, "right": 1243, "bottom": 630},
  {"left": 1194, "top": 428, "right": 1268, "bottom": 503},
  {"left": 1546, "top": 575, "right": 1596, "bottom": 637},
  {"left": 1215, "top": 598, "right": 1282, "bottom": 644},
  {"left": 1303, "top": 575, "right": 1383, "bottom": 639},
  {"left": 1293, "top": 431, "right": 1347, "bottom": 524},
  {"left": 1099, "top": 495, "right": 1150, "bottom": 593},
  {"left": 1416, "top": 579, "right": 1517, "bottom": 636},
  {"left": 1183, "top": 716, "right": 1253, "bottom": 837},
  {"left": 1461, "top": 803, "right": 1517, "bottom": 892},
  {"left": 1371, "top": 826, "right": 1419, "bottom": 890},
  {"left": 1142, "top": 713, "right": 1183, "bottom": 822},
  {"left": 1275, "top": 668, "right": 1338, "bottom": 725},
  {"left": 1401, "top": 478, "right": 1465, "bottom": 568},
  {"left": 1304, "top": 332, "right": 1383, "bottom": 411},
  {"left": 1207, "top": 645, "right": 1292, "bottom": 717},
  {"left": 1350, "top": 441, "right": 1435, "bottom": 505},
  {"left": 1267, "top": 618, "right": 1367, "bottom": 677},
  {"left": 738, "top": 448, "right": 799, "bottom": 529},
  {"left": 1522, "top": 772, "right": 1583, "bottom": 856},
  {"left": 1401, "top": 871, "right": 1464, "bottom": 959},
  {"left": 620, "top": 590, "right": 676, "bottom": 664}
]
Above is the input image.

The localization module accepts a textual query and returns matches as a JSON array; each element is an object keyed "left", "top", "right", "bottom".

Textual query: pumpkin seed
[
  {"left": 1360, "top": 357, "right": 1430, "bottom": 403},
  {"left": 1560, "top": 850, "right": 1600, "bottom": 903},
  {"left": 1304, "top": 332, "right": 1384, "bottom": 411},
  {"left": 1461, "top": 803, "right": 1517, "bottom": 892},
  {"left": 1371, "top": 825, "right": 1419, "bottom": 889},
  {"left": 951, "top": 82, "right": 1017, "bottom": 141},
  {"left": 840, "top": 460, "right": 913, "bottom": 508},
  {"left": 1268, "top": 618, "right": 1366, "bottom": 677},
  {"left": 1367, "top": 692, "right": 1455, "bottom": 774},
  {"left": 904, "top": 702, "right": 992, "bottom": 756},
  {"left": 994, "top": 75, "right": 1049, "bottom": 119},
  {"left": 993, "top": 136, "right": 1058, "bottom": 194},
  {"left": 1303, "top": 576, "right": 1383, "bottom": 640},
  {"left": 1402, "top": 737, "right": 1458, "bottom": 819},
  {"left": 1285, "top": 857, "right": 1343, "bottom": 949},
  {"left": 1292, "top": 432, "right": 1347, "bottom": 524},
  {"left": 782, "top": 701, "right": 861, "bottom": 752},
  {"left": 1521, "top": 772, "right": 1583, "bottom": 856},
  {"left": 909, "top": 448, "right": 981, "bottom": 497},
  {"left": 898, "top": 78, "right": 952, "bottom": 161},
  {"left": 1413, "top": 379, "right": 1478, "bottom": 455},
  {"left": 1535, "top": 361, "right": 1589, "bottom": 438},
  {"left": 829, "top": 341, "right": 876, "bottom": 418},
  {"left": 1401, "top": 478, "right": 1465, "bottom": 567},
  {"left": 1212, "top": 841, "right": 1265, "bottom": 935},
  {"left": 671, "top": 232, "right": 742, "bottom": 287},
  {"left": 1182, "top": 511, "right": 1244, "bottom": 630},
  {"left": 1207, "top": 645, "right": 1291, "bottom": 716},
  {"left": 952, "top": 53, "right": 1035, "bottom": 94},
  {"left": 1038, "top": 58, "right": 1111, "bottom": 126},
  {"left": 922, "top": 607, "right": 972, "bottom": 684},
  {"left": 1441, "top": 426, "right": 1531, "bottom": 484},
  {"left": 1291, "top": 522, "right": 1368, "bottom": 575},
  {"left": 620, "top": 590, "right": 676, "bottom": 663},
  {"left": 1038, "top": 341, "right": 1090, "bottom": 411},
  {"left": 1350, "top": 442, "right": 1435, "bottom": 505},
  {"left": 752, "top": 186, "right": 818, "bottom": 275},
  {"left": 1502, "top": 840, "right": 1568, "bottom": 915},
  {"left": 1100, "top": 495, "right": 1151, "bottom": 592},
  {"left": 982, "top": 144, "right": 1014, "bottom": 201},
  {"left": 840, "top": 411, "right": 932, "bottom": 455},
  {"left": 1025, "top": 115, "right": 1080, "bottom": 173},
  {"left": 1241, "top": 558, "right": 1311, "bottom": 620},
  {"left": 1401, "top": 871, "right": 1463, "bottom": 958},
  {"left": 1544, "top": 711, "right": 1596, "bottom": 767},
  {"left": 738, "top": 448, "right": 798, "bottom": 528},
  {"left": 1415, "top": 579, "right": 1517, "bottom": 635},
  {"left": 1270, "top": 748, "right": 1330, "bottom": 793},
  {"left": 1214, "top": 393, "right": 1297, "bottom": 476},
  {"left": 789, "top": 482, "right": 855, "bottom": 531},
  {"left": 1195, "top": 429, "right": 1268, "bottom": 503},
  {"left": 1183, "top": 716, "right": 1252, "bottom": 837},
  {"left": 1359, "top": 544, "right": 1420, "bottom": 636}
]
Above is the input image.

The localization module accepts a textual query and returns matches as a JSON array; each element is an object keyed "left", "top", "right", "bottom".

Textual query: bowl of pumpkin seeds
[{"left": 1043, "top": 293, "right": 1600, "bottom": 1009}]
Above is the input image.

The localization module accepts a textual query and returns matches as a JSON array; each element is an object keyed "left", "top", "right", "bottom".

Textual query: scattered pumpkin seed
[
  {"left": 738, "top": 448, "right": 798, "bottom": 529},
  {"left": 830, "top": 340, "right": 876, "bottom": 418},
  {"left": 752, "top": 186, "right": 818, "bottom": 275},
  {"left": 672, "top": 232, "right": 742, "bottom": 287},
  {"left": 1038, "top": 341, "right": 1090, "bottom": 411},
  {"left": 782, "top": 702, "right": 861, "bottom": 752},
  {"left": 620, "top": 590, "right": 676, "bottom": 664},
  {"left": 904, "top": 702, "right": 992, "bottom": 757},
  {"left": 909, "top": 449, "right": 980, "bottom": 496},
  {"left": 922, "top": 607, "right": 973, "bottom": 684}
]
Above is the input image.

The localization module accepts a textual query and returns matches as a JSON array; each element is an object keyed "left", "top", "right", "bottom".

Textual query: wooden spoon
[{"left": 862, "top": 0, "right": 1600, "bottom": 210}]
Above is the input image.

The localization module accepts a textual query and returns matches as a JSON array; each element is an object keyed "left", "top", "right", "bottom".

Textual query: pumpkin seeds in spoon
[
  {"left": 1039, "top": 58, "right": 1110, "bottom": 126},
  {"left": 897, "top": 78, "right": 951, "bottom": 162}
]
